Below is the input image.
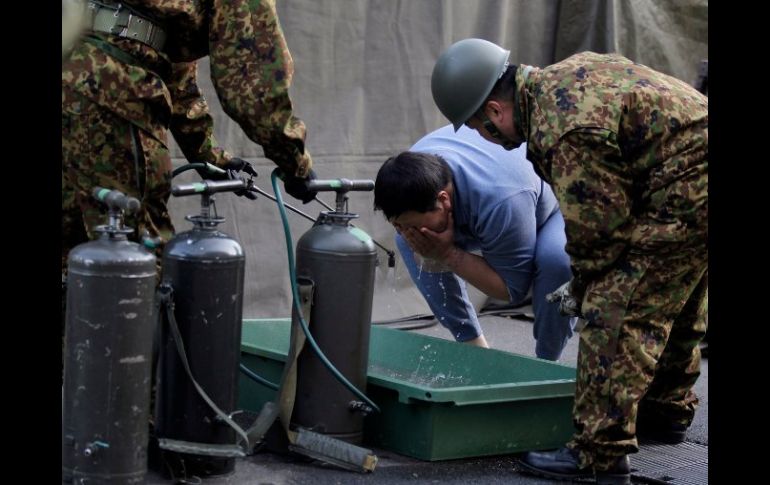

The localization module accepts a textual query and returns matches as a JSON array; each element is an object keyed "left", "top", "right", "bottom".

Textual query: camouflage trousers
[
  {"left": 62, "top": 89, "right": 173, "bottom": 273},
  {"left": 568, "top": 246, "right": 708, "bottom": 471},
  {"left": 62, "top": 90, "right": 171, "bottom": 346}
]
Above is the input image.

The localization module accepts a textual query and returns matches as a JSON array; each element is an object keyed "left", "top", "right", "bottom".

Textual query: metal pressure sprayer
[
  {"left": 63, "top": 187, "right": 157, "bottom": 484},
  {"left": 154, "top": 178, "right": 249, "bottom": 479},
  {"left": 291, "top": 178, "right": 379, "bottom": 444}
]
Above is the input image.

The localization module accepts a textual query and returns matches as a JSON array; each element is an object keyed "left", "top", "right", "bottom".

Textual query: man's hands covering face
[{"left": 401, "top": 212, "right": 456, "bottom": 263}]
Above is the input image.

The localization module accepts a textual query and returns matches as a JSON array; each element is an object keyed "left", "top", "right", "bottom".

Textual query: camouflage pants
[
  {"left": 568, "top": 247, "right": 708, "bottom": 470},
  {"left": 62, "top": 89, "right": 173, "bottom": 274},
  {"left": 62, "top": 90, "right": 171, "bottom": 346}
]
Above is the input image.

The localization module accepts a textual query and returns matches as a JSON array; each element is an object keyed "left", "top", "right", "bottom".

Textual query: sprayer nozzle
[
  {"left": 387, "top": 252, "right": 396, "bottom": 268},
  {"left": 92, "top": 187, "right": 141, "bottom": 214}
]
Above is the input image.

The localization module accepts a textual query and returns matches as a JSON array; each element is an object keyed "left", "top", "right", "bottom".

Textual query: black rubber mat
[{"left": 630, "top": 440, "right": 708, "bottom": 484}]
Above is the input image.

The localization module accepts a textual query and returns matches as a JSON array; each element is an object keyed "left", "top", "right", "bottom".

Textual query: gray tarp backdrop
[{"left": 167, "top": 0, "right": 707, "bottom": 320}]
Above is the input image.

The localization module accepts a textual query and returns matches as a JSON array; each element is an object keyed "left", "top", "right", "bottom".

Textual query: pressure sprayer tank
[
  {"left": 292, "top": 179, "right": 377, "bottom": 444},
  {"left": 154, "top": 179, "right": 246, "bottom": 478},
  {"left": 62, "top": 188, "right": 156, "bottom": 484}
]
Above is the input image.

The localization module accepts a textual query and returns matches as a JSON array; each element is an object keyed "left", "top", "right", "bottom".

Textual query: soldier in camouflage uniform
[
  {"left": 431, "top": 39, "right": 707, "bottom": 485},
  {"left": 62, "top": 0, "right": 317, "bottom": 276}
]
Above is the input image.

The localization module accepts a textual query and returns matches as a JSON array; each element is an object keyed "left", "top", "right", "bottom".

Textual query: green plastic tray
[{"left": 239, "top": 318, "right": 576, "bottom": 461}]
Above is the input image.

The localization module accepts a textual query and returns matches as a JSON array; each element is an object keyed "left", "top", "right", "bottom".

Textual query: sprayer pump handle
[
  {"left": 171, "top": 179, "right": 246, "bottom": 197},
  {"left": 92, "top": 187, "right": 141, "bottom": 214},
  {"left": 308, "top": 178, "right": 374, "bottom": 193}
]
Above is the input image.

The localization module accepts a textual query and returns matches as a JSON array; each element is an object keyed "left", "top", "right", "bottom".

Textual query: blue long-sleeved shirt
[{"left": 400, "top": 124, "right": 560, "bottom": 340}]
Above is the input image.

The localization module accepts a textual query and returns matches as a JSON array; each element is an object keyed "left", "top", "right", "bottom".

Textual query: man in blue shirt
[{"left": 374, "top": 125, "right": 576, "bottom": 360}]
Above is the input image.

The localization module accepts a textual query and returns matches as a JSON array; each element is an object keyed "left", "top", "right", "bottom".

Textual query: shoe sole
[
  {"left": 517, "top": 459, "right": 630, "bottom": 485},
  {"left": 516, "top": 458, "right": 593, "bottom": 482}
]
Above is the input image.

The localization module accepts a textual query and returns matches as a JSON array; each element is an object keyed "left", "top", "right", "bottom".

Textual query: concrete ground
[{"left": 146, "top": 313, "right": 708, "bottom": 484}]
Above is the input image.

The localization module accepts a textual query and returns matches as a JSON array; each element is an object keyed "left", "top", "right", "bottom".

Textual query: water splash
[
  {"left": 437, "top": 274, "right": 448, "bottom": 307},
  {"left": 369, "top": 363, "right": 472, "bottom": 388}
]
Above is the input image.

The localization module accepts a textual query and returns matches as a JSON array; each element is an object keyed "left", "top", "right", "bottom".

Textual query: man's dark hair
[
  {"left": 373, "top": 151, "right": 452, "bottom": 220},
  {"left": 473, "top": 64, "right": 517, "bottom": 119}
]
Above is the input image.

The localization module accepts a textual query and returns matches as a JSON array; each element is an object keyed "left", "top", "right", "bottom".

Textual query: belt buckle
[
  {"left": 114, "top": 3, "right": 155, "bottom": 48},
  {"left": 109, "top": 3, "right": 133, "bottom": 37},
  {"left": 121, "top": 13, "right": 136, "bottom": 39},
  {"left": 90, "top": 1, "right": 162, "bottom": 50}
]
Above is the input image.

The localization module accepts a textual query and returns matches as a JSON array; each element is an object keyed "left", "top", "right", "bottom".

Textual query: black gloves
[
  {"left": 282, "top": 168, "right": 318, "bottom": 204},
  {"left": 223, "top": 157, "right": 258, "bottom": 178},
  {"left": 223, "top": 158, "right": 258, "bottom": 200}
]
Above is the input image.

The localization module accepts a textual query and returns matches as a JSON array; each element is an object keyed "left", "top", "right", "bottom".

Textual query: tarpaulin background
[{"left": 167, "top": 0, "right": 707, "bottom": 320}]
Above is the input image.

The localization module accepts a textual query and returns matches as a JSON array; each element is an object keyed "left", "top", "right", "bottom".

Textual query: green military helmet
[{"left": 431, "top": 38, "right": 510, "bottom": 131}]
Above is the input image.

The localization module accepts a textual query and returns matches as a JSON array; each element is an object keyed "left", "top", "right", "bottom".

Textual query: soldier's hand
[
  {"left": 224, "top": 158, "right": 258, "bottom": 200},
  {"left": 282, "top": 168, "right": 318, "bottom": 204},
  {"left": 223, "top": 157, "right": 258, "bottom": 178},
  {"left": 546, "top": 280, "right": 583, "bottom": 318}
]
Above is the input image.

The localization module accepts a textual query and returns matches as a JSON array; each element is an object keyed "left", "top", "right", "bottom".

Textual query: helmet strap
[{"left": 481, "top": 114, "right": 517, "bottom": 150}]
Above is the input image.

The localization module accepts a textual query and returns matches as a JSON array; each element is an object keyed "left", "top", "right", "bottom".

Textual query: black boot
[
  {"left": 518, "top": 447, "right": 630, "bottom": 485},
  {"left": 637, "top": 412, "right": 688, "bottom": 444}
]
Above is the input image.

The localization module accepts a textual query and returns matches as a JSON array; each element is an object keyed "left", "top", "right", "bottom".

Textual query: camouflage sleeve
[
  {"left": 208, "top": 0, "right": 312, "bottom": 178},
  {"left": 548, "top": 128, "right": 635, "bottom": 292},
  {"left": 168, "top": 61, "right": 232, "bottom": 168}
]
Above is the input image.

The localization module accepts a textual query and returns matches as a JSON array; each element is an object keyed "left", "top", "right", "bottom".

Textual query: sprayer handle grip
[
  {"left": 92, "top": 187, "right": 141, "bottom": 214},
  {"left": 171, "top": 179, "right": 246, "bottom": 197},
  {"left": 308, "top": 178, "right": 374, "bottom": 192}
]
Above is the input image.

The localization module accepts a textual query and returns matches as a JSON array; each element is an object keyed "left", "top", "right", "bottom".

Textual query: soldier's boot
[
  {"left": 637, "top": 412, "right": 688, "bottom": 444},
  {"left": 518, "top": 447, "right": 630, "bottom": 485}
]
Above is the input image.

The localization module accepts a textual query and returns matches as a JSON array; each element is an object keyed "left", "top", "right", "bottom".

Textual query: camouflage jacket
[
  {"left": 168, "top": 61, "right": 232, "bottom": 168},
  {"left": 512, "top": 52, "right": 708, "bottom": 289},
  {"left": 61, "top": 0, "right": 312, "bottom": 177}
]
